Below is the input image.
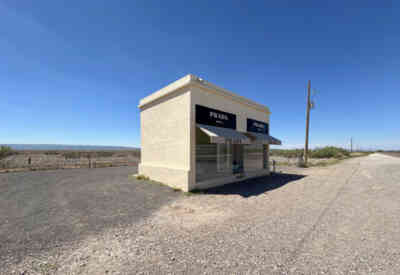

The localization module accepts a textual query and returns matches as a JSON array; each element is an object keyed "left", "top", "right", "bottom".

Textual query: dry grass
[{"left": 0, "top": 149, "right": 140, "bottom": 173}]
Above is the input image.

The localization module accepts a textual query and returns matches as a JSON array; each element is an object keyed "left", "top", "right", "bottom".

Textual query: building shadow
[{"left": 200, "top": 173, "right": 306, "bottom": 198}]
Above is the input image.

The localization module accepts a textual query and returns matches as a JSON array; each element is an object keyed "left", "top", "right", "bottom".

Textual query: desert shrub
[
  {"left": 270, "top": 149, "right": 303, "bottom": 158},
  {"left": 297, "top": 162, "right": 308, "bottom": 168},
  {"left": 271, "top": 146, "right": 350, "bottom": 159},
  {"left": 44, "top": 151, "right": 60, "bottom": 155},
  {"left": 0, "top": 146, "right": 16, "bottom": 159},
  {"left": 310, "top": 146, "right": 350, "bottom": 159},
  {"left": 62, "top": 151, "right": 83, "bottom": 159},
  {"left": 62, "top": 150, "right": 140, "bottom": 159},
  {"left": 94, "top": 151, "right": 115, "bottom": 158},
  {"left": 128, "top": 149, "right": 141, "bottom": 159},
  {"left": 136, "top": 174, "right": 149, "bottom": 180}
]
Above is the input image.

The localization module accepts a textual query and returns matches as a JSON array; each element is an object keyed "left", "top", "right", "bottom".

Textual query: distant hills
[{"left": 1, "top": 144, "right": 139, "bottom": 151}]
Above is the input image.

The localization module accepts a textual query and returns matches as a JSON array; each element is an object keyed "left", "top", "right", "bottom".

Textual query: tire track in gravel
[{"left": 283, "top": 160, "right": 361, "bottom": 269}]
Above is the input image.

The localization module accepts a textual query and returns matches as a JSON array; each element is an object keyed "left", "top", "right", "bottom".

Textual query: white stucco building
[{"left": 138, "top": 74, "right": 281, "bottom": 191}]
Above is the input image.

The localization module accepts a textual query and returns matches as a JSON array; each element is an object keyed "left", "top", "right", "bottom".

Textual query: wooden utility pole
[
  {"left": 350, "top": 137, "right": 353, "bottom": 153},
  {"left": 304, "top": 80, "right": 311, "bottom": 165}
]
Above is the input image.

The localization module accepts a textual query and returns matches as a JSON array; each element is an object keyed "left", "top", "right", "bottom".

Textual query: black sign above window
[
  {"left": 247, "top": 118, "right": 269, "bottom": 135},
  {"left": 196, "top": 105, "right": 236, "bottom": 129}
]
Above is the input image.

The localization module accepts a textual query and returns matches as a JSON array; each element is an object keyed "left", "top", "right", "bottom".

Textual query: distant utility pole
[
  {"left": 350, "top": 137, "right": 353, "bottom": 153},
  {"left": 304, "top": 80, "right": 311, "bottom": 165}
]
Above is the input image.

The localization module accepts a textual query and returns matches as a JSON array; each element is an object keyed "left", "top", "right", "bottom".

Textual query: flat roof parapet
[{"left": 138, "top": 74, "right": 271, "bottom": 114}]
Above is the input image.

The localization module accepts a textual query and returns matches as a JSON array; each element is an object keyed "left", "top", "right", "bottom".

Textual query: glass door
[{"left": 232, "top": 144, "right": 244, "bottom": 174}]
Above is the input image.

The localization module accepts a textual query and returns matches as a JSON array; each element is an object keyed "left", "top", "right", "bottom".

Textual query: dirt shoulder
[
  {"left": 382, "top": 152, "right": 400, "bottom": 158},
  {"left": 3, "top": 153, "right": 400, "bottom": 274}
]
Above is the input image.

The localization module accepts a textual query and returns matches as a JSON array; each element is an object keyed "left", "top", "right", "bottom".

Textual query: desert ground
[
  {"left": 1, "top": 153, "right": 400, "bottom": 274},
  {"left": 383, "top": 151, "right": 400, "bottom": 158},
  {"left": 0, "top": 150, "right": 140, "bottom": 172}
]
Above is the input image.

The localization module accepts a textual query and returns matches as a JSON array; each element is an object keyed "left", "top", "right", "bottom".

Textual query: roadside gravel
[
  {"left": 0, "top": 166, "right": 180, "bottom": 274},
  {"left": 2, "top": 153, "right": 400, "bottom": 274}
]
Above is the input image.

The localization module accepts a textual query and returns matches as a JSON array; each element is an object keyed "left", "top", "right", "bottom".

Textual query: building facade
[{"left": 138, "top": 74, "right": 281, "bottom": 191}]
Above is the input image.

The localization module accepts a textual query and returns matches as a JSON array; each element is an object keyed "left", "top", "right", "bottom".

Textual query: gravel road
[
  {"left": 383, "top": 152, "right": 400, "bottom": 158},
  {"left": 0, "top": 166, "right": 181, "bottom": 274},
  {"left": 2, "top": 153, "right": 400, "bottom": 274}
]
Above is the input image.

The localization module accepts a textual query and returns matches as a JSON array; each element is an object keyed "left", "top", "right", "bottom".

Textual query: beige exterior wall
[
  {"left": 139, "top": 74, "right": 273, "bottom": 191},
  {"left": 189, "top": 84, "right": 270, "bottom": 190},
  {"left": 193, "top": 170, "right": 271, "bottom": 190},
  {"left": 138, "top": 87, "right": 192, "bottom": 191}
]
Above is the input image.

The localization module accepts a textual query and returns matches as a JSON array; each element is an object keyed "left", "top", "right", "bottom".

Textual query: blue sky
[{"left": 1, "top": 0, "right": 398, "bottom": 150}]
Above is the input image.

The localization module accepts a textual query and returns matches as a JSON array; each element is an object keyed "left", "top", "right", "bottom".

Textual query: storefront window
[
  {"left": 196, "top": 143, "right": 236, "bottom": 181},
  {"left": 196, "top": 128, "right": 268, "bottom": 182},
  {"left": 243, "top": 144, "right": 265, "bottom": 172},
  {"left": 196, "top": 128, "right": 233, "bottom": 182}
]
